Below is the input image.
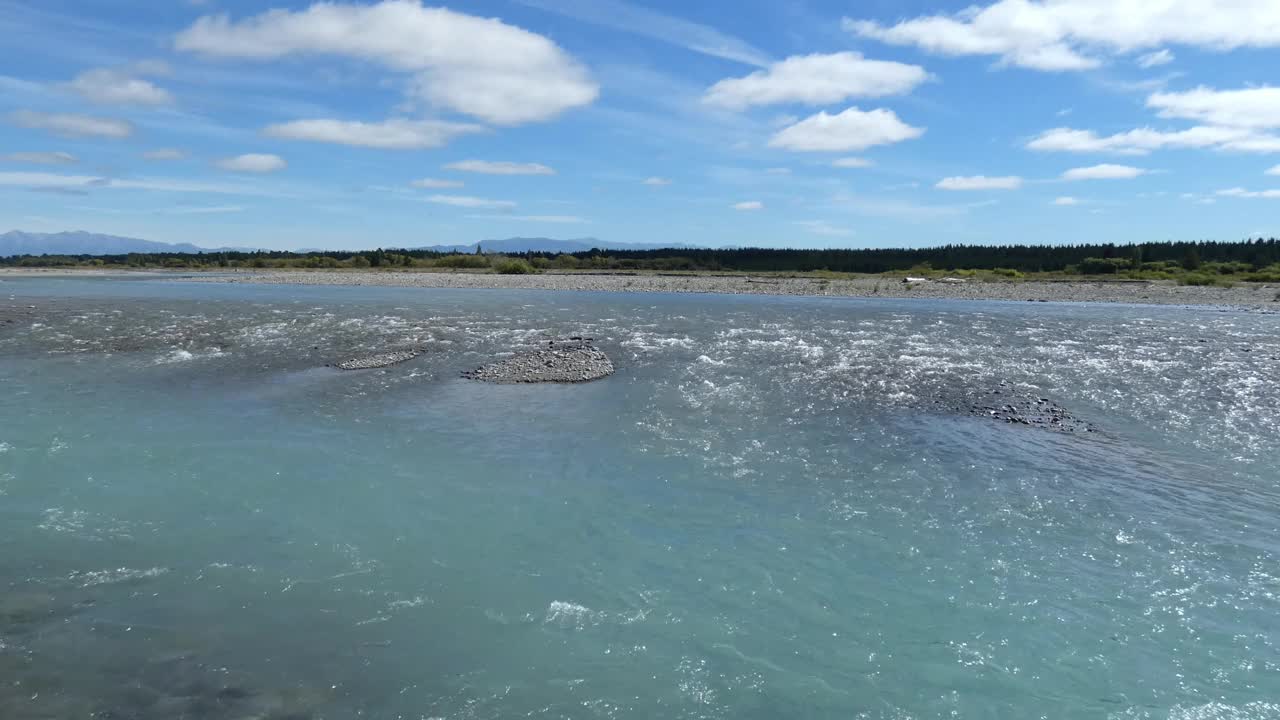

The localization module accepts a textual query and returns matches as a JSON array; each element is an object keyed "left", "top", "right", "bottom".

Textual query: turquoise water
[{"left": 2, "top": 277, "right": 1279, "bottom": 719}]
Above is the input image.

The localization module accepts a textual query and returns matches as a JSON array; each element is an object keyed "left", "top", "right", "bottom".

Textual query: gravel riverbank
[
  {"left": 171, "top": 269, "right": 1280, "bottom": 308},
  {"left": 4, "top": 268, "right": 1277, "bottom": 307}
]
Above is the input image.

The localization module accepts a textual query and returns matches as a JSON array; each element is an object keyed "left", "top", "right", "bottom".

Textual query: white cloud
[
  {"left": 427, "top": 194, "right": 516, "bottom": 208},
  {"left": 768, "top": 107, "right": 924, "bottom": 152},
  {"left": 1217, "top": 187, "right": 1280, "bottom": 199},
  {"left": 445, "top": 160, "right": 555, "bottom": 175},
  {"left": 8, "top": 110, "right": 133, "bottom": 138},
  {"left": 1027, "top": 125, "right": 1280, "bottom": 154},
  {"left": 66, "top": 68, "right": 172, "bottom": 106},
  {"left": 642, "top": 176, "right": 672, "bottom": 186},
  {"left": 704, "top": 52, "right": 928, "bottom": 110},
  {"left": 143, "top": 148, "right": 187, "bottom": 161},
  {"left": 264, "top": 118, "right": 483, "bottom": 149},
  {"left": 1052, "top": 196, "right": 1081, "bottom": 205},
  {"left": 936, "top": 175, "right": 1023, "bottom": 190},
  {"left": 216, "top": 154, "right": 287, "bottom": 173},
  {"left": 1061, "top": 164, "right": 1148, "bottom": 180},
  {"left": 831, "top": 157, "right": 873, "bottom": 168},
  {"left": 411, "top": 177, "right": 463, "bottom": 188},
  {"left": 3, "top": 151, "right": 76, "bottom": 164},
  {"left": 732, "top": 200, "right": 763, "bottom": 210},
  {"left": 1137, "top": 49, "right": 1175, "bottom": 68},
  {"left": 514, "top": 0, "right": 770, "bottom": 67},
  {"left": 795, "top": 219, "right": 852, "bottom": 237},
  {"left": 176, "top": 2, "right": 598, "bottom": 125},
  {"left": 845, "top": 1, "right": 1280, "bottom": 72},
  {"left": 1267, "top": 164, "right": 1280, "bottom": 176},
  {"left": 1147, "top": 86, "right": 1280, "bottom": 129},
  {"left": 0, "top": 171, "right": 279, "bottom": 196}
]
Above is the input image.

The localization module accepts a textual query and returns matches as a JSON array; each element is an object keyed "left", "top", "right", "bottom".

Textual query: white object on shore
[{"left": 903, "top": 276, "right": 930, "bottom": 284}]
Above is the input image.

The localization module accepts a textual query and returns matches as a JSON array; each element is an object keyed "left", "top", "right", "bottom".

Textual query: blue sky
[{"left": 1, "top": 0, "right": 1279, "bottom": 250}]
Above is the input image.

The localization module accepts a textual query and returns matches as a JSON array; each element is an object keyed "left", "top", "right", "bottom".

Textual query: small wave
[
  {"left": 544, "top": 600, "right": 602, "bottom": 629},
  {"left": 70, "top": 567, "right": 168, "bottom": 587}
]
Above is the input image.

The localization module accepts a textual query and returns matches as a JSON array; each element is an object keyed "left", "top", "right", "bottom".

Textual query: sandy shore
[
  {"left": 4, "top": 267, "right": 1278, "bottom": 307},
  {"left": 173, "top": 269, "right": 1280, "bottom": 308}
]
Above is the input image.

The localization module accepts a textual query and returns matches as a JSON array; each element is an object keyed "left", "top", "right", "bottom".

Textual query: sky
[{"left": 1, "top": 0, "right": 1279, "bottom": 250}]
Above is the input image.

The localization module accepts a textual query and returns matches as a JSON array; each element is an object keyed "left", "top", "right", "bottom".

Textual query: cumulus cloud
[
  {"left": 768, "top": 107, "right": 924, "bottom": 152},
  {"left": 216, "top": 153, "right": 287, "bottom": 173},
  {"left": 264, "top": 118, "right": 483, "bottom": 149},
  {"left": 642, "top": 176, "right": 672, "bottom": 186},
  {"left": 732, "top": 200, "right": 763, "bottom": 210},
  {"left": 175, "top": 1, "right": 598, "bottom": 125},
  {"left": 66, "top": 68, "right": 172, "bottom": 106},
  {"left": 426, "top": 194, "right": 516, "bottom": 208},
  {"left": 831, "top": 157, "right": 873, "bottom": 168},
  {"left": 936, "top": 175, "right": 1023, "bottom": 190},
  {"left": 1147, "top": 86, "right": 1280, "bottom": 129},
  {"left": 795, "top": 219, "right": 852, "bottom": 236},
  {"left": 1267, "top": 164, "right": 1280, "bottom": 175},
  {"left": 445, "top": 160, "right": 555, "bottom": 175},
  {"left": 1052, "top": 196, "right": 1081, "bottom": 205},
  {"left": 704, "top": 52, "right": 928, "bottom": 109},
  {"left": 1137, "top": 49, "right": 1175, "bottom": 68},
  {"left": 9, "top": 110, "right": 133, "bottom": 138},
  {"left": 1061, "top": 164, "right": 1148, "bottom": 180},
  {"left": 1217, "top": 187, "right": 1280, "bottom": 198},
  {"left": 845, "top": 0, "right": 1280, "bottom": 71},
  {"left": 411, "top": 177, "right": 463, "bottom": 188},
  {"left": 4, "top": 151, "right": 76, "bottom": 164},
  {"left": 143, "top": 149, "right": 187, "bottom": 161}
]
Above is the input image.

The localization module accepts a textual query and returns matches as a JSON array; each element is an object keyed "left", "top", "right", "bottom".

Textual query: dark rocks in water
[
  {"left": 956, "top": 385, "right": 1095, "bottom": 433},
  {"left": 333, "top": 348, "right": 421, "bottom": 370},
  {"left": 463, "top": 337, "right": 614, "bottom": 383}
]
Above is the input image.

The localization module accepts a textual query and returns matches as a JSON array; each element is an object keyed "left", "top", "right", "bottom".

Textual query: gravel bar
[
  {"left": 167, "top": 270, "right": 1280, "bottom": 308},
  {"left": 463, "top": 337, "right": 614, "bottom": 384}
]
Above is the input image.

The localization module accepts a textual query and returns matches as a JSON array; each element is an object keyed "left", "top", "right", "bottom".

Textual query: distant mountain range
[
  {"left": 2, "top": 231, "right": 695, "bottom": 257},
  {"left": 0, "top": 231, "right": 246, "bottom": 256}
]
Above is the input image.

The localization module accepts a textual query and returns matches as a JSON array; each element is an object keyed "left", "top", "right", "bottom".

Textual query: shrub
[
  {"left": 1078, "top": 257, "right": 1126, "bottom": 274},
  {"left": 434, "top": 254, "right": 491, "bottom": 269},
  {"left": 991, "top": 267, "right": 1024, "bottom": 278},
  {"left": 1180, "top": 273, "right": 1232, "bottom": 287},
  {"left": 495, "top": 259, "right": 536, "bottom": 274}
]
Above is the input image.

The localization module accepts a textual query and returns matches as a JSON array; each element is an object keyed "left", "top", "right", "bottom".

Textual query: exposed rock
[
  {"left": 943, "top": 383, "right": 1095, "bottom": 433},
  {"left": 333, "top": 349, "right": 421, "bottom": 370},
  {"left": 463, "top": 337, "right": 614, "bottom": 384}
]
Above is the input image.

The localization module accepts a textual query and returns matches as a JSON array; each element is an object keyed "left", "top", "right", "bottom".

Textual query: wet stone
[
  {"left": 463, "top": 337, "right": 615, "bottom": 384},
  {"left": 333, "top": 349, "right": 421, "bottom": 370},
  {"left": 954, "top": 387, "right": 1096, "bottom": 433}
]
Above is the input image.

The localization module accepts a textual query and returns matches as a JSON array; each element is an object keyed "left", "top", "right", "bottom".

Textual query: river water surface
[{"left": 2, "top": 276, "right": 1278, "bottom": 719}]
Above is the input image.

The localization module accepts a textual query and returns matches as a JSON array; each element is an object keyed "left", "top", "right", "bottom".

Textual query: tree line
[{"left": 5, "top": 238, "right": 1279, "bottom": 280}]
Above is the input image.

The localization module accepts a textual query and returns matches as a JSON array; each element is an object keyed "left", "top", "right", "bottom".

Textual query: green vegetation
[
  {"left": 4, "top": 239, "right": 1280, "bottom": 284},
  {"left": 495, "top": 259, "right": 536, "bottom": 274}
]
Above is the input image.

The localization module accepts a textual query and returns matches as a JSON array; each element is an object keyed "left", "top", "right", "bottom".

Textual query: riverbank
[
  {"left": 4, "top": 267, "right": 1278, "bottom": 307},
  {"left": 183, "top": 269, "right": 1280, "bottom": 307}
]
